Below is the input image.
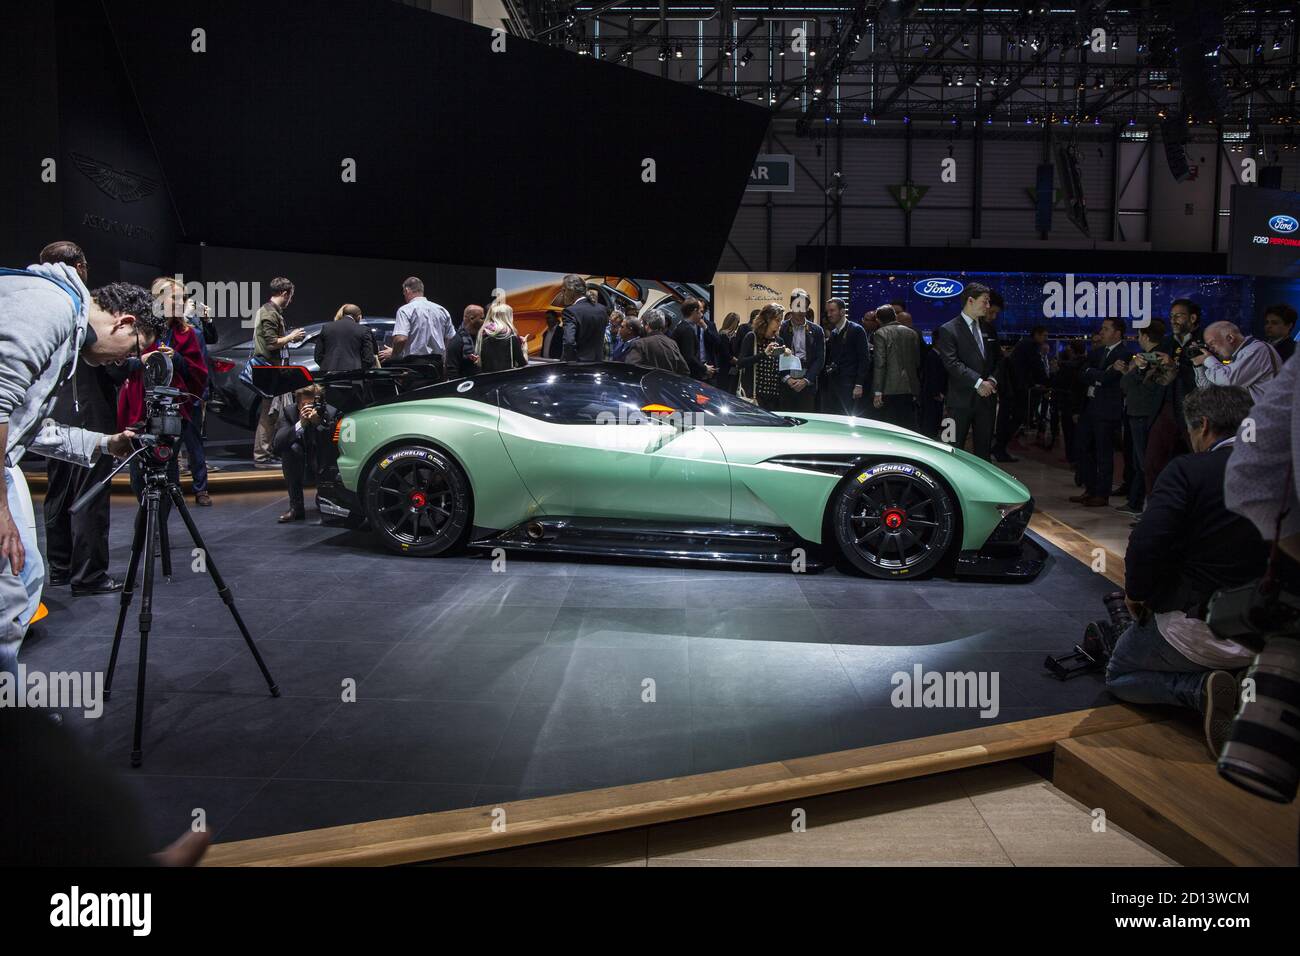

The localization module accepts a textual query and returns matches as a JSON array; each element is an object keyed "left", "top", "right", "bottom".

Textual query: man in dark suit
[
  {"left": 934, "top": 282, "right": 1002, "bottom": 459},
  {"left": 444, "top": 305, "right": 484, "bottom": 379},
  {"left": 668, "top": 297, "right": 718, "bottom": 382},
  {"left": 1263, "top": 303, "right": 1296, "bottom": 362},
  {"left": 993, "top": 325, "right": 1050, "bottom": 462},
  {"left": 821, "top": 297, "right": 870, "bottom": 416},
  {"left": 776, "top": 303, "right": 825, "bottom": 412},
  {"left": 1107, "top": 385, "right": 1267, "bottom": 759},
  {"left": 560, "top": 275, "right": 608, "bottom": 362},
  {"left": 1071, "top": 317, "right": 1138, "bottom": 506},
  {"left": 314, "top": 305, "right": 376, "bottom": 373}
]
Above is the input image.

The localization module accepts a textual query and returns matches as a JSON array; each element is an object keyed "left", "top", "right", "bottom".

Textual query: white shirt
[{"left": 394, "top": 296, "right": 454, "bottom": 357}]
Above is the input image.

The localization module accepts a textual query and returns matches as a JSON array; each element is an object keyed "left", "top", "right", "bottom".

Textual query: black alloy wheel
[
  {"left": 363, "top": 445, "right": 471, "bottom": 556},
  {"left": 832, "top": 461, "right": 957, "bottom": 579}
]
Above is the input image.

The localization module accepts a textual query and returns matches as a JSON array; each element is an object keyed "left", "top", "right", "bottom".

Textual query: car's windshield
[{"left": 641, "top": 371, "right": 793, "bottom": 426}]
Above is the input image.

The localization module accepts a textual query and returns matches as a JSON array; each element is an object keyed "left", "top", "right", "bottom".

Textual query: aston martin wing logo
[{"left": 70, "top": 152, "right": 160, "bottom": 203}]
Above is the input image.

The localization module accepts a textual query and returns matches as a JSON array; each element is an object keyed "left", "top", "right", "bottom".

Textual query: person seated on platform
[
  {"left": 1105, "top": 385, "right": 1268, "bottom": 759},
  {"left": 273, "top": 384, "right": 338, "bottom": 524},
  {"left": 1262, "top": 303, "right": 1297, "bottom": 363},
  {"left": 1192, "top": 320, "right": 1283, "bottom": 402},
  {"left": 475, "top": 302, "right": 527, "bottom": 373},
  {"left": 623, "top": 309, "right": 688, "bottom": 374}
]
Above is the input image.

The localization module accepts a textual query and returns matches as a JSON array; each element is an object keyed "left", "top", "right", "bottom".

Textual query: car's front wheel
[
  {"left": 831, "top": 461, "right": 957, "bottom": 579},
  {"left": 363, "top": 445, "right": 471, "bottom": 556}
]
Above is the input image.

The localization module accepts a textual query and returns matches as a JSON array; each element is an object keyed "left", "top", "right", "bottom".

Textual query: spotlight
[
  {"left": 674, "top": 42, "right": 683, "bottom": 59},
  {"left": 657, "top": 45, "right": 668, "bottom": 63},
  {"left": 956, "top": 72, "right": 964, "bottom": 86},
  {"left": 724, "top": 41, "right": 734, "bottom": 58},
  {"left": 810, "top": 47, "right": 817, "bottom": 58},
  {"left": 1095, "top": 73, "right": 1105, "bottom": 89},
  {"left": 1273, "top": 37, "right": 1283, "bottom": 52},
  {"left": 740, "top": 48, "right": 752, "bottom": 67}
]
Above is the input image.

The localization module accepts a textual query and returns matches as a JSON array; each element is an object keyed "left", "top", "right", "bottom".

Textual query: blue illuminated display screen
[{"left": 848, "top": 269, "right": 1256, "bottom": 337}]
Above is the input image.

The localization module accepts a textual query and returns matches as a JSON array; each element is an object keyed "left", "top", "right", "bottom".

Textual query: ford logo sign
[
  {"left": 1269, "top": 214, "right": 1299, "bottom": 234},
  {"left": 913, "top": 278, "right": 964, "bottom": 299}
]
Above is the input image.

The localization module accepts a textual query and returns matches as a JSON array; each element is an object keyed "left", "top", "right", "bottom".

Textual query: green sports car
[{"left": 324, "top": 362, "right": 1045, "bottom": 579}]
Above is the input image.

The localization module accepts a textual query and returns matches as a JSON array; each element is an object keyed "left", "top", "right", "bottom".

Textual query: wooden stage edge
[
  {"left": 24, "top": 468, "right": 283, "bottom": 492},
  {"left": 206, "top": 512, "right": 1144, "bottom": 867},
  {"left": 205, "top": 704, "right": 1155, "bottom": 866}
]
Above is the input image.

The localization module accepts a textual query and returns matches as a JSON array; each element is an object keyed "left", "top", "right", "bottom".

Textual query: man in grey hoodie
[{"left": 0, "top": 264, "right": 160, "bottom": 670}]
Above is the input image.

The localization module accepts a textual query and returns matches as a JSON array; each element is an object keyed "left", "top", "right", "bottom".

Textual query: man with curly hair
[{"left": 0, "top": 260, "right": 161, "bottom": 668}]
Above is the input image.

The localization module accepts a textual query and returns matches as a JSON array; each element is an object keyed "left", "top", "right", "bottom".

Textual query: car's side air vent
[{"left": 763, "top": 455, "right": 862, "bottom": 476}]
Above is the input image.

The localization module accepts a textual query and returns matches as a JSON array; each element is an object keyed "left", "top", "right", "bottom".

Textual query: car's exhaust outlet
[{"left": 525, "top": 520, "right": 546, "bottom": 540}]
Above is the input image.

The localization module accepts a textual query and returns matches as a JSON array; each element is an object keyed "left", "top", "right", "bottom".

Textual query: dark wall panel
[{"left": 102, "top": 0, "right": 769, "bottom": 282}]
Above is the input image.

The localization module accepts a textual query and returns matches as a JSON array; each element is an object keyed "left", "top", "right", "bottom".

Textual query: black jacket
[
  {"left": 1008, "top": 337, "right": 1048, "bottom": 394},
  {"left": 669, "top": 319, "right": 720, "bottom": 381},
  {"left": 1125, "top": 441, "right": 1269, "bottom": 615},
  {"left": 562, "top": 298, "right": 609, "bottom": 362},
  {"left": 776, "top": 318, "right": 825, "bottom": 394},
  {"left": 1081, "top": 341, "right": 1138, "bottom": 422},
  {"left": 444, "top": 329, "right": 476, "bottom": 379},
  {"left": 934, "top": 314, "right": 1001, "bottom": 410},
  {"left": 314, "top": 320, "right": 375, "bottom": 373},
  {"left": 822, "top": 319, "right": 870, "bottom": 396},
  {"left": 1154, "top": 331, "right": 1204, "bottom": 418},
  {"left": 478, "top": 333, "right": 526, "bottom": 373},
  {"left": 540, "top": 322, "right": 564, "bottom": 360},
  {"left": 1272, "top": 337, "right": 1296, "bottom": 362}
]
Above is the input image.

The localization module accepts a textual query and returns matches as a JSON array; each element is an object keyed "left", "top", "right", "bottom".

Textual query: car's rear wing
[{"left": 251, "top": 364, "right": 429, "bottom": 407}]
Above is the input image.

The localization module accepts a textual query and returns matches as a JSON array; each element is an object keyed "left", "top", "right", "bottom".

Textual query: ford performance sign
[
  {"left": 913, "top": 277, "right": 964, "bottom": 299},
  {"left": 1269, "top": 214, "right": 1299, "bottom": 234}
]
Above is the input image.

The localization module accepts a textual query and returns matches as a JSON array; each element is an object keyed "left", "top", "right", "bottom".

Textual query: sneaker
[
  {"left": 1201, "top": 670, "right": 1238, "bottom": 761},
  {"left": 195, "top": 492, "right": 213, "bottom": 507},
  {"left": 1115, "top": 505, "right": 1143, "bottom": 518}
]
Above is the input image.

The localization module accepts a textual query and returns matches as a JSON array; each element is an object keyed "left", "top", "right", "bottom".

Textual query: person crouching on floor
[
  {"left": 273, "top": 385, "right": 337, "bottom": 523},
  {"left": 1105, "top": 385, "right": 1268, "bottom": 759}
]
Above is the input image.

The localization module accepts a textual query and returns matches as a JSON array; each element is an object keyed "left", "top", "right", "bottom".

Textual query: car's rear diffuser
[{"left": 471, "top": 517, "right": 822, "bottom": 570}]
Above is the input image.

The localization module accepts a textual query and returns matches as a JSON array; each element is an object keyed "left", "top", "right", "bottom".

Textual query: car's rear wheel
[
  {"left": 363, "top": 445, "right": 471, "bottom": 556},
  {"left": 831, "top": 461, "right": 957, "bottom": 579}
]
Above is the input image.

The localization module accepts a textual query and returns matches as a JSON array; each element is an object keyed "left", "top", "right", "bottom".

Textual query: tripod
[{"left": 103, "top": 448, "right": 279, "bottom": 767}]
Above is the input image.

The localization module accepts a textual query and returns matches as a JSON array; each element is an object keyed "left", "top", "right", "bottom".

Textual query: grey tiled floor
[{"left": 23, "top": 489, "right": 1118, "bottom": 848}]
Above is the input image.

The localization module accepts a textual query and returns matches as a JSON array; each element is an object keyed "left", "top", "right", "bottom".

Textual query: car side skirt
[{"left": 468, "top": 517, "right": 824, "bottom": 570}]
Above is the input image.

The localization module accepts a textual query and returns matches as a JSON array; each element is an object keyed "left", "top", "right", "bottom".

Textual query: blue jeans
[
  {"left": 181, "top": 414, "right": 208, "bottom": 494},
  {"left": 1105, "top": 615, "right": 1207, "bottom": 712},
  {"left": 1, "top": 467, "right": 44, "bottom": 677}
]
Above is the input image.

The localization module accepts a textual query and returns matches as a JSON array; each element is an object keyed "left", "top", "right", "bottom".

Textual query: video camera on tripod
[{"left": 72, "top": 347, "right": 280, "bottom": 768}]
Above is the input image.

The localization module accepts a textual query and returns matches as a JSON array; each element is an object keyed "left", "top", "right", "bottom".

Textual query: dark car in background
[{"left": 207, "top": 316, "right": 395, "bottom": 431}]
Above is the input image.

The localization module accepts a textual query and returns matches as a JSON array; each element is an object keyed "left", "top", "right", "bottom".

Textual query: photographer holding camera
[
  {"left": 272, "top": 384, "right": 340, "bottom": 524},
  {"left": 1105, "top": 385, "right": 1268, "bottom": 758},
  {"left": 0, "top": 264, "right": 160, "bottom": 670}
]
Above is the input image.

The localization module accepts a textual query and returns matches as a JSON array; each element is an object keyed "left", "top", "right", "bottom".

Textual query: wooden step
[{"left": 1053, "top": 718, "right": 1299, "bottom": 866}]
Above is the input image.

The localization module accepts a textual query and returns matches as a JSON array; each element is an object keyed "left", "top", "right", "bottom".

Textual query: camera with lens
[
  {"left": 1207, "top": 570, "right": 1300, "bottom": 804},
  {"left": 134, "top": 350, "right": 185, "bottom": 454},
  {"left": 1045, "top": 590, "right": 1132, "bottom": 680}
]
